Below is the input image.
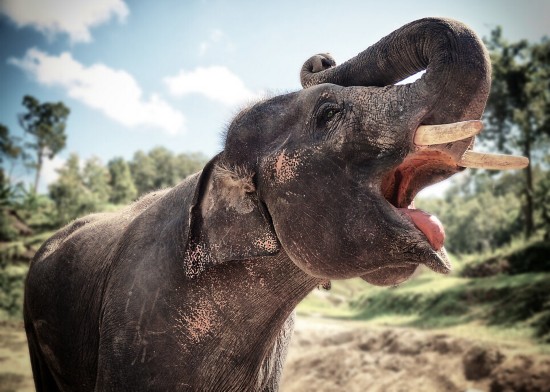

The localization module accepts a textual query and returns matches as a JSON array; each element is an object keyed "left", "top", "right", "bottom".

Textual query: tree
[
  {"left": 148, "top": 146, "right": 177, "bottom": 189},
  {"left": 417, "top": 172, "right": 524, "bottom": 254},
  {"left": 0, "top": 124, "right": 21, "bottom": 164},
  {"left": 0, "top": 124, "right": 22, "bottom": 186},
  {"left": 482, "top": 29, "right": 550, "bottom": 238},
  {"left": 129, "top": 148, "right": 207, "bottom": 196},
  {"left": 108, "top": 158, "right": 137, "bottom": 204},
  {"left": 129, "top": 151, "right": 156, "bottom": 196},
  {"left": 19, "top": 95, "right": 70, "bottom": 193},
  {"left": 174, "top": 152, "right": 207, "bottom": 181},
  {"left": 82, "top": 157, "right": 111, "bottom": 205},
  {"left": 49, "top": 154, "right": 95, "bottom": 224},
  {"left": 0, "top": 124, "right": 24, "bottom": 240}
]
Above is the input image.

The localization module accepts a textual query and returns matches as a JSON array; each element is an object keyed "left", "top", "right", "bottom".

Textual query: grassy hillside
[{"left": 297, "top": 238, "right": 550, "bottom": 354}]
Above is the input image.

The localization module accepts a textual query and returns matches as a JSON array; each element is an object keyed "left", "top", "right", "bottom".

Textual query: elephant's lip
[{"left": 360, "top": 246, "right": 451, "bottom": 287}]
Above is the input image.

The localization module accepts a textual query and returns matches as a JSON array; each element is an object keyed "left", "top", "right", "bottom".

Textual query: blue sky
[{"left": 1, "top": 0, "right": 548, "bottom": 193}]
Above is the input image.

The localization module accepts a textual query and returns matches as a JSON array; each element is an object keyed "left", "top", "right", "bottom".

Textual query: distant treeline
[
  {"left": 48, "top": 147, "right": 208, "bottom": 224},
  {"left": 0, "top": 146, "right": 208, "bottom": 240}
]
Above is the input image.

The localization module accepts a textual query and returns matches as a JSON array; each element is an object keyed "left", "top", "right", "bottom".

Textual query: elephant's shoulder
[
  {"left": 30, "top": 194, "right": 162, "bottom": 268},
  {"left": 31, "top": 212, "right": 118, "bottom": 265}
]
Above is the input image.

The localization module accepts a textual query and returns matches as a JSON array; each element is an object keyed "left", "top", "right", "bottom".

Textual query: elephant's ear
[{"left": 183, "top": 156, "right": 281, "bottom": 278}]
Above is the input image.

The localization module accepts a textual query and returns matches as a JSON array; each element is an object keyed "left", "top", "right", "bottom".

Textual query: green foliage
[
  {"left": 0, "top": 124, "right": 24, "bottom": 241},
  {"left": 18, "top": 95, "right": 70, "bottom": 193},
  {"left": 462, "top": 240, "right": 550, "bottom": 277},
  {"left": 346, "top": 270, "right": 550, "bottom": 340},
  {"left": 0, "top": 124, "right": 22, "bottom": 166},
  {"left": 43, "top": 148, "right": 207, "bottom": 225},
  {"left": 130, "top": 150, "right": 156, "bottom": 195},
  {"left": 0, "top": 264, "right": 26, "bottom": 319},
  {"left": 417, "top": 163, "right": 550, "bottom": 255},
  {"left": 417, "top": 171, "right": 524, "bottom": 254},
  {"left": 482, "top": 29, "right": 550, "bottom": 238},
  {"left": 49, "top": 154, "right": 101, "bottom": 224},
  {"left": 0, "top": 213, "right": 18, "bottom": 242},
  {"left": 83, "top": 156, "right": 111, "bottom": 204},
  {"left": 535, "top": 166, "right": 550, "bottom": 238},
  {"left": 0, "top": 232, "right": 51, "bottom": 319},
  {"left": 484, "top": 29, "right": 550, "bottom": 149},
  {"left": 129, "top": 147, "right": 207, "bottom": 195},
  {"left": 107, "top": 157, "right": 137, "bottom": 204}
]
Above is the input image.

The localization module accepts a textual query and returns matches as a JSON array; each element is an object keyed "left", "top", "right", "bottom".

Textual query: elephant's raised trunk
[
  {"left": 300, "top": 18, "right": 528, "bottom": 174},
  {"left": 300, "top": 17, "right": 491, "bottom": 125}
]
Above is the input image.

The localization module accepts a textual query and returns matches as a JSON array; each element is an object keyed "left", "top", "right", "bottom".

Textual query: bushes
[
  {"left": 0, "top": 210, "right": 18, "bottom": 241},
  {"left": 462, "top": 241, "right": 550, "bottom": 277},
  {"left": 0, "top": 262, "right": 27, "bottom": 319}
]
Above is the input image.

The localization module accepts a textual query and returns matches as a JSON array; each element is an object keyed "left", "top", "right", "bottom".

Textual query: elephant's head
[{"left": 185, "top": 18, "right": 527, "bottom": 286}]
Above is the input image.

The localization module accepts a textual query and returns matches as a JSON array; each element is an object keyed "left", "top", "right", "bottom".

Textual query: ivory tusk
[
  {"left": 458, "top": 150, "right": 529, "bottom": 170},
  {"left": 414, "top": 120, "right": 483, "bottom": 146}
]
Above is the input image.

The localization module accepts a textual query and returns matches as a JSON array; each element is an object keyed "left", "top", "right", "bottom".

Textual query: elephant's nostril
[{"left": 321, "top": 57, "right": 334, "bottom": 69}]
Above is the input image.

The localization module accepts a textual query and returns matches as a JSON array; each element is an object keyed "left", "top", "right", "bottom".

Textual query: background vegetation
[{"left": 0, "top": 29, "right": 549, "bottom": 353}]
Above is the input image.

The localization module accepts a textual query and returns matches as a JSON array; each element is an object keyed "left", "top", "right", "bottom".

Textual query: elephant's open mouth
[{"left": 362, "top": 121, "right": 528, "bottom": 286}]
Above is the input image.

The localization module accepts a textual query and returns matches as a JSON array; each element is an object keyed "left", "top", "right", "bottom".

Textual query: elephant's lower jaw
[
  {"left": 360, "top": 264, "right": 419, "bottom": 286},
  {"left": 360, "top": 247, "right": 451, "bottom": 287}
]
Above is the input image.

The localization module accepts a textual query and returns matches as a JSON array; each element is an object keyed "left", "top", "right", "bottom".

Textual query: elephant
[{"left": 24, "top": 17, "right": 526, "bottom": 391}]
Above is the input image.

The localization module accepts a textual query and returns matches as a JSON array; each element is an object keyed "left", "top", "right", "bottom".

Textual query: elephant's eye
[
  {"left": 315, "top": 102, "right": 342, "bottom": 138},
  {"left": 322, "top": 108, "right": 339, "bottom": 121}
]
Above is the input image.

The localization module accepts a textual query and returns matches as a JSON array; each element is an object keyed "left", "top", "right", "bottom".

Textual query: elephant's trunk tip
[{"left": 300, "top": 53, "right": 336, "bottom": 88}]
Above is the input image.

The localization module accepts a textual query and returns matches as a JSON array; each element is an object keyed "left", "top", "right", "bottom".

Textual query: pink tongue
[{"left": 399, "top": 208, "right": 445, "bottom": 251}]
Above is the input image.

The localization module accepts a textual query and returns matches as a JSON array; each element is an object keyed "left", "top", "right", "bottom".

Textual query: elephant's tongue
[{"left": 399, "top": 207, "right": 445, "bottom": 251}]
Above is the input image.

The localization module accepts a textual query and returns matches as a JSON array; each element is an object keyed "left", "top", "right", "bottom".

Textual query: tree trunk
[
  {"left": 33, "top": 151, "right": 42, "bottom": 194},
  {"left": 523, "top": 131, "right": 534, "bottom": 238}
]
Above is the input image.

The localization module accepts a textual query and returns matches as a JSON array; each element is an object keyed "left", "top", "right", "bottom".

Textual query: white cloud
[
  {"left": 0, "top": 0, "right": 128, "bottom": 43},
  {"left": 9, "top": 48, "right": 185, "bottom": 135},
  {"left": 164, "top": 66, "right": 262, "bottom": 107}
]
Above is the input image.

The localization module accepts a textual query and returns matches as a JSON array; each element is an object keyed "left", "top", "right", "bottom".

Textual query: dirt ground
[
  {"left": 0, "top": 321, "right": 33, "bottom": 392},
  {"left": 1, "top": 318, "right": 549, "bottom": 392},
  {"left": 282, "top": 318, "right": 550, "bottom": 392}
]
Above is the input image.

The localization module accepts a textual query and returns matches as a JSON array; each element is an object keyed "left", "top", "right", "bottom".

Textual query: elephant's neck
[{"left": 189, "top": 253, "right": 319, "bottom": 390}]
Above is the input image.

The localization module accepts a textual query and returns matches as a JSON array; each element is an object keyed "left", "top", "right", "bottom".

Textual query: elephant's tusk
[
  {"left": 414, "top": 120, "right": 483, "bottom": 146},
  {"left": 458, "top": 150, "right": 529, "bottom": 170}
]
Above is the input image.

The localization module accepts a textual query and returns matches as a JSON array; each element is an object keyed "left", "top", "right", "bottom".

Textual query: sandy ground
[{"left": 1, "top": 318, "right": 549, "bottom": 391}]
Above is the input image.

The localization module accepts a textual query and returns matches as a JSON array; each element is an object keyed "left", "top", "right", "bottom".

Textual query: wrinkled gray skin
[{"left": 25, "top": 18, "right": 490, "bottom": 392}]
